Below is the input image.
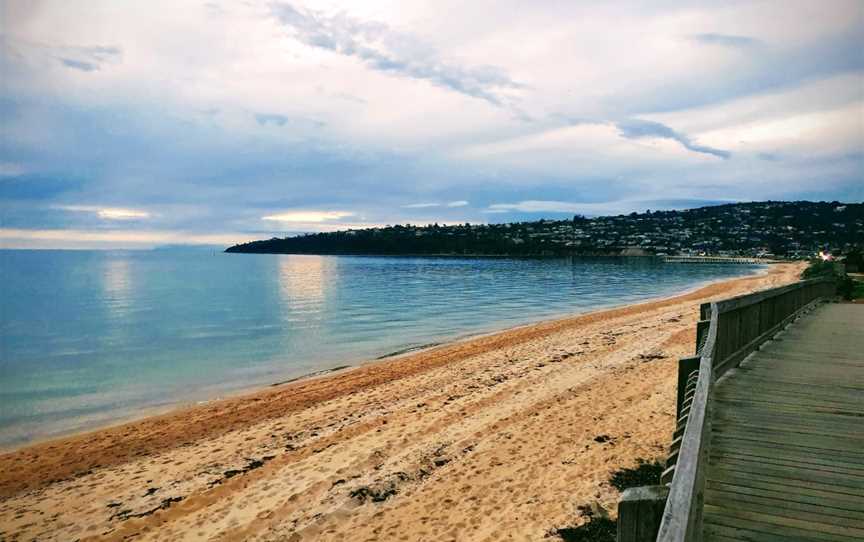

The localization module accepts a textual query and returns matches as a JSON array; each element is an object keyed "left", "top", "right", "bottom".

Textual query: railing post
[
  {"left": 617, "top": 486, "right": 669, "bottom": 542},
  {"left": 676, "top": 356, "right": 700, "bottom": 419},
  {"left": 695, "top": 320, "right": 710, "bottom": 354},
  {"left": 699, "top": 303, "right": 711, "bottom": 321}
]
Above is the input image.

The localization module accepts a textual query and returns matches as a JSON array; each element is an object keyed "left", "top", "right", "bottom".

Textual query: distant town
[{"left": 227, "top": 201, "right": 863, "bottom": 258}]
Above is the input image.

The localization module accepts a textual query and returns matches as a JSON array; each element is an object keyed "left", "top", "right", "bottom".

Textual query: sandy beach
[{"left": 0, "top": 263, "right": 804, "bottom": 541}]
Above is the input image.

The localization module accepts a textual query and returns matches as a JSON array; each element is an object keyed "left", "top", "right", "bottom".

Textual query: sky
[{"left": 1, "top": 0, "right": 862, "bottom": 249}]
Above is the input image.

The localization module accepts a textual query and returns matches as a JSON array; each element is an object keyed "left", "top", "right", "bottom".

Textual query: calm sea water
[{"left": 0, "top": 249, "right": 762, "bottom": 446}]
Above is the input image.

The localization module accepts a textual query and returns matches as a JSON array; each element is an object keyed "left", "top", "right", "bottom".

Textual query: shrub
[
  {"left": 801, "top": 259, "right": 837, "bottom": 280},
  {"left": 801, "top": 259, "right": 856, "bottom": 300}
]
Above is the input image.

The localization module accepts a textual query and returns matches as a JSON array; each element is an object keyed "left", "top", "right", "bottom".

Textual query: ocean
[{"left": 0, "top": 249, "right": 762, "bottom": 447}]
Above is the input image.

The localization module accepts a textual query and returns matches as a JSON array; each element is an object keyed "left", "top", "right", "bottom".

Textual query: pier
[
  {"left": 617, "top": 277, "right": 864, "bottom": 541},
  {"left": 662, "top": 256, "right": 780, "bottom": 265}
]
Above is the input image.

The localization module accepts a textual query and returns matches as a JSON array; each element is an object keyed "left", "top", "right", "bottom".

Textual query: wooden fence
[{"left": 617, "top": 277, "right": 837, "bottom": 542}]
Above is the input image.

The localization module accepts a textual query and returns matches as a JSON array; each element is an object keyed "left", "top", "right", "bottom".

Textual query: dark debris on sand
[
  {"left": 609, "top": 459, "right": 664, "bottom": 491},
  {"left": 547, "top": 503, "right": 615, "bottom": 542},
  {"left": 209, "top": 455, "right": 276, "bottom": 487},
  {"left": 548, "top": 458, "right": 665, "bottom": 541},
  {"left": 109, "top": 496, "right": 184, "bottom": 522}
]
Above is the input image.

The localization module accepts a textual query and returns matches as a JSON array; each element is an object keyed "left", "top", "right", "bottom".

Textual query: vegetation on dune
[
  {"left": 801, "top": 257, "right": 858, "bottom": 300},
  {"left": 851, "top": 281, "right": 864, "bottom": 300},
  {"left": 844, "top": 250, "right": 864, "bottom": 271},
  {"left": 801, "top": 259, "right": 840, "bottom": 279}
]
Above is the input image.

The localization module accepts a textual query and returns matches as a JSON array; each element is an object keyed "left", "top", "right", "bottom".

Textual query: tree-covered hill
[{"left": 226, "top": 201, "right": 863, "bottom": 257}]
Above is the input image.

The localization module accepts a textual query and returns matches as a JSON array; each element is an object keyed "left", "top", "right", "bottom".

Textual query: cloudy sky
[{"left": 1, "top": 0, "right": 862, "bottom": 248}]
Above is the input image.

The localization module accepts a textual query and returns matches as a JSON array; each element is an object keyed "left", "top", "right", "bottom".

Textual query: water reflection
[
  {"left": 102, "top": 256, "right": 134, "bottom": 320},
  {"left": 277, "top": 255, "right": 328, "bottom": 310},
  {"left": 2, "top": 250, "right": 764, "bottom": 447}
]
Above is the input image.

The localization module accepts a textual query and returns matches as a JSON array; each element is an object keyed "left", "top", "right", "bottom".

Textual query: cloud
[
  {"left": 55, "top": 45, "right": 121, "bottom": 72},
  {"left": 56, "top": 205, "right": 151, "bottom": 220},
  {"left": 616, "top": 26, "right": 864, "bottom": 115},
  {"left": 690, "top": 33, "right": 762, "bottom": 49},
  {"left": 402, "top": 200, "right": 468, "bottom": 208},
  {"left": 615, "top": 119, "right": 731, "bottom": 159},
  {"left": 0, "top": 175, "right": 83, "bottom": 200},
  {"left": 270, "top": 3, "right": 522, "bottom": 107},
  {"left": 1, "top": 1, "right": 862, "bottom": 248},
  {"left": 254, "top": 112, "right": 325, "bottom": 128},
  {"left": 254, "top": 113, "right": 289, "bottom": 127},
  {"left": 0, "top": 36, "right": 122, "bottom": 72},
  {"left": 486, "top": 198, "right": 739, "bottom": 217},
  {"left": 74, "top": 45, "right": 120, "bottom": 61},
  {"left": 0, "top": 162, "right": 26, "bottom": 177},
  {"left": 58, "top": 58, "right": 98, "bottom": 71},
  {"left": 335, "top": 92, "right": 368, "bottom": 105},
  {"left": 261, "top": 210, "right": 355, "bottom": 222},
  {"left": 486, "top": 200, "right": 588, "bottom": 214},
  {"left": 0, "top": 228, "right": 258, "bottom": 250}
]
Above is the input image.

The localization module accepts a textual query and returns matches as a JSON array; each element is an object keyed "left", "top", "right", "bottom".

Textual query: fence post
[{"left": 617, "top": 485, "right": 669, "bottom": 542}]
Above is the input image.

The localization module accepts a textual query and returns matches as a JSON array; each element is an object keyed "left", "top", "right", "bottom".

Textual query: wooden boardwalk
[{"left": 703, "top": 303, "right": 864, "bottom": 541}]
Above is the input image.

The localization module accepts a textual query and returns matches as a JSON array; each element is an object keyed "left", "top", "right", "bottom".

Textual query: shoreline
[
  {"left": 0, "top": 264, "right": 768, "bottom": 454},
  {"left": 224, "top": 250, "right": 783, "bottom": 262},
  {"left": 0, "top": 262, "right": 802, "bottom": 542}
]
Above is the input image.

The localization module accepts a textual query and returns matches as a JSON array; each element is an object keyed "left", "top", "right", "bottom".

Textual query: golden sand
[{"left": 0, "top": 263, "right": 804, "bottom": 541}]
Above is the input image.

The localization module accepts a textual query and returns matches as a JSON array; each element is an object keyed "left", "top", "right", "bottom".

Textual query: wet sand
[{"left": 0, "top": 263, "right": 803, "bottom": 541}]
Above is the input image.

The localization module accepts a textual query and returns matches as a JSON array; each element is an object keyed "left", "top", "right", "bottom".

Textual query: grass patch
[{"left": 609, "top": 459, "right": 664, "bottom": 491}]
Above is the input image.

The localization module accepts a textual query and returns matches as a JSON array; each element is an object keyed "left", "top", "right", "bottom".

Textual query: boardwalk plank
[
  {"left": 712, "top": 426, "right": 864, "bottom": 453},
  {"left": 705, "top": 488, "right": 864, "bottom": 527},
  {"left": 712, "top": 418, "right": 863, "bottom": 439},
  {"left": 704, "top": 516, "right": 850, "bottom": 542},
  {"left": 702, "top": 503, "right": 864, "bottom": 539},
  {"left": 706, "top": 468, "right": 864, "bottom": 503},
  {"left": 716, "top": 374, "right": 864, "bottom": 393},
  {"left": 710, "top": 449, "right": 864, "bottom": 477},
  {"left": 702, "top": 304, "right": 864, "bottom": 541},
  {"left": 711, "top": 416, "right": 864, "bottom": 440},
  {"left": 707, "top": 480, "right": 864, "bottom": 515},
  {"left": 713, "top": 434, "right": 861, "bottom": 463},
  {"left": 707, "top": 458, "right": 864, "bottom": 488},
  {"left": 709, "top": 465, "right": 863, "bottom": 497}
]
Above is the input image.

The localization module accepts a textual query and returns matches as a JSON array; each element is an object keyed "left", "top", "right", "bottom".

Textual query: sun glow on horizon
[
  {"left": 57, "top": 205, "right": 151, "bottom": 220},
  {"left": 261, "top": 211, "right": 356, "bottom": 223}
]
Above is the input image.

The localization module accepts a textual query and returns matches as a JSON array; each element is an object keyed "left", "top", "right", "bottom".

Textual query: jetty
[
  {"left": 617, "top": 277, "right": 864, "bottom": 541},
  {"left": 662, "top": 256, "right": 779, "bottom": 265}
]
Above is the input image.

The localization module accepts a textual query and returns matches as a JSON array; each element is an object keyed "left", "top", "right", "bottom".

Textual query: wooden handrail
[{"left": 651, "top": 277, "right": 836, "bottom": 542}]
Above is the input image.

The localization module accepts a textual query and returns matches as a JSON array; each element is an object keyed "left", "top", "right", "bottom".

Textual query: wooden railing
[{"left": 617, "top": 277, "right": 836, "bottom": 542}]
